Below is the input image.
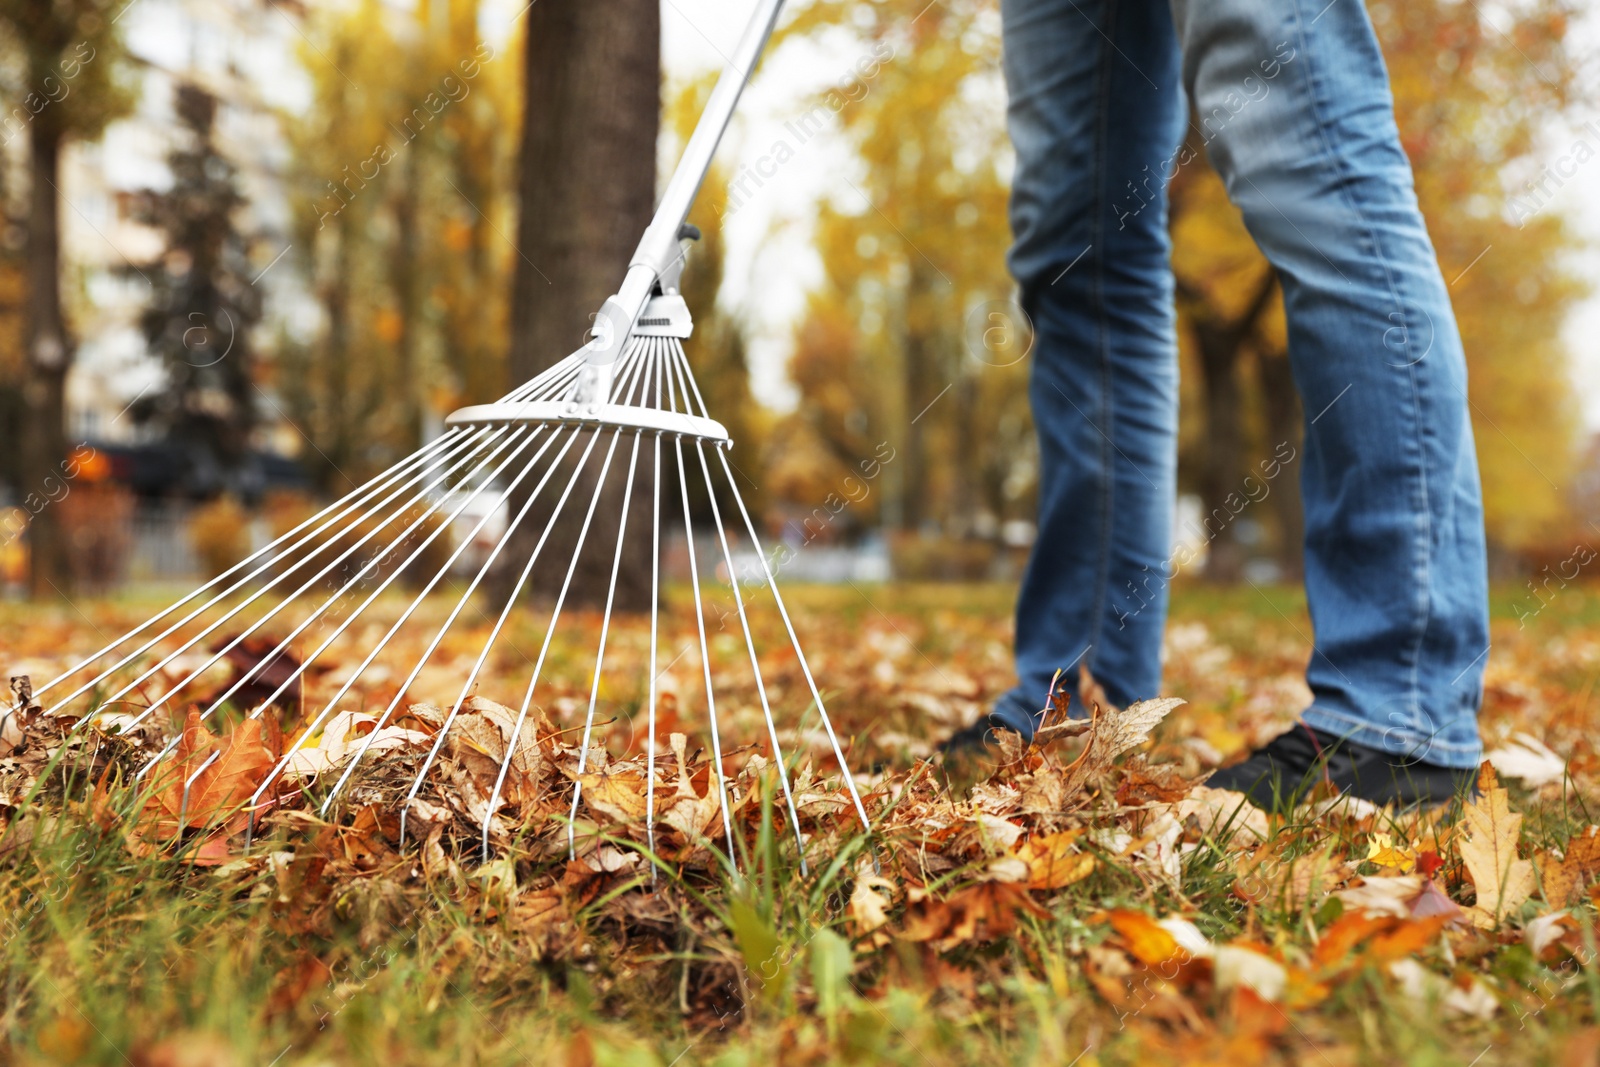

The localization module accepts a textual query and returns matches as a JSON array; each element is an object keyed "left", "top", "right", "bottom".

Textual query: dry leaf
[
  {"left": 1459, "top": 763, "right": 1536, "bottom": 927},
  {"left": 1486, "top": 732, "right": 1566, "bottom": 789},
  {"left": 1016, "top": 830, "right": 1096, "bottom": 889},
  {"left": 849, "top": 859, "right": 895, "bottom": 938}
]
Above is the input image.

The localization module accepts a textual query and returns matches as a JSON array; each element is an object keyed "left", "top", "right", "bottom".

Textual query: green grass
[{"left": 2, "top": 581, "right": 1598, "bottom": 1065}]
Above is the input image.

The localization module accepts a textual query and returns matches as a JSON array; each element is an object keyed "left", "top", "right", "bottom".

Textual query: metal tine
[
  {"left": 560, "top": 430, "right": 642, "bottom": 860},
  {"left": 396, "top": 338, "right": 659, "bottom": 845},
  {"left": 309, "top": 328, "right": 654, "bottom": 810},
  {"left": 714, "top": 445, "right": 871, "bottom": 833},
  {"left": 29, "top": 426, "right": 483, "bottom": 716},
  {"left": 108, "top": 425, "right": 529, "bottom": 738},
  {"left": 645, "top": 427, "right": 663, "bottom": 879},
  {"left": 488, "top": 427, "right": 626, "bottom": 859},
  {"left": 489, "top": 341, "right": 660, "bottom": 858},
  {"left": 674, "top": 435, "right": 739, "bottom": 861},
  {"left": 394, "top": 427, "right": 600, "bottom": 845},
  {"left": 692, "top": 438, "right": 809, "bottom": 874},
  {"left": 252, "top": 382, "right": 634, "bottom": 808},
  {"left": 316, "top": 428, "right": 601, "bottom": 814},
  {"left": 131, "top": 428, "right": 549, "bottom": 794},
  {"left": 37, "top": 360, "right": 584, "bottom": 716},
  {"left": 187, "top": 424, "right": 569, "bottom": 758}
]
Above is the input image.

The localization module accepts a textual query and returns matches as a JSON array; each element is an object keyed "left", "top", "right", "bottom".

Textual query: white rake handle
[{"left": 584, "top": 0, "right": 787, "bottom": 370}]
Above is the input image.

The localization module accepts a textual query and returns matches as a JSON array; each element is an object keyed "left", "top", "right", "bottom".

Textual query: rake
[{"left": 15, "top": 0, "right": 869, "bottom": 868}]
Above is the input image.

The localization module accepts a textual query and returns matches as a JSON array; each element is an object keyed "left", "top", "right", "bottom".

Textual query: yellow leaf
[
  {"left": 1459, "top": 762, "right": 1536, "bottom": 926},
  {"left": 1017, "top": 830, "right": 1096, "bottom": 890}
]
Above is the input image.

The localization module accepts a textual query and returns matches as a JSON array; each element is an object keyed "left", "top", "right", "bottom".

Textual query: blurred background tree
[
  {"left": 1169, "top": 0, "right": 1586, "bottom": 581},
  {"left": 0, "top": 0, "right": 131, "bottom": 597},
  {"left": 771, "top": 0, "right": 1029, "bottom": 576},
  {"left": 124, "top": 82, "right": 262, "bottom": 499},
  {"left": 281, "top": 0, "right": 516, "bottom": 493}
]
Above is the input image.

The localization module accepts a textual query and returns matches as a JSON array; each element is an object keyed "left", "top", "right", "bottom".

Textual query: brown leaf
[
  {"left": 899, "top": 882, "right": 1046, "bottom": 949},
  {"left": 1459, "top": 762, "right": 1536, "bottom": 926},
  {"left": 1016, "top": 830, "right": 1096, "bottom": 890},
  {"left": 574, "top": 766, "right": 647, "bottom": 824},
  {"left": 152, "top": 710, "right": 280, "bottom": 833}
]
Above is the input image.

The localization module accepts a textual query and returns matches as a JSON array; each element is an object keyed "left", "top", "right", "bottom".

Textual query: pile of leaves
[{"left": 4, "top": 662, "right": 1598, "bottom": 1058}]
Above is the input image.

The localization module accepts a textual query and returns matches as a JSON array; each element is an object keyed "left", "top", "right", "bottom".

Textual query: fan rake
[{"left": 11, "top": 0, "right": 870, "bottom": 869}]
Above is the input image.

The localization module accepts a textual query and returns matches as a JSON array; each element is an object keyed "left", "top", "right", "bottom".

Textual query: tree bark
[
  {"left": 1258, "top": 348, "right": 1304, "bottom": 580},
  {"left": 23, "top": 123, "right": 73, "bottom": 601},
  {"left": 1177, "top": 270, "right": 1277, "bottom": 584},
  {"left": 505, "top": 0, "right": 660, "bottom": 611}
]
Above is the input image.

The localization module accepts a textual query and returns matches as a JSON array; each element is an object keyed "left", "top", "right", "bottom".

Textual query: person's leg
[
  {"left": 988, "top": 0, "right": 1187, "bottom": 739},
  {"left": 1170, "top": 0, "right": 1489, "bottom": 772}
]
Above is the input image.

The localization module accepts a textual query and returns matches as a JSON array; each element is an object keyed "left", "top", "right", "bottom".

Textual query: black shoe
[
  {"left": 1207, "top": 722, "right": 1476, "bottom": 811},
  {"left": 936, "top": 714, "right": 1014, "bottom": 757}
]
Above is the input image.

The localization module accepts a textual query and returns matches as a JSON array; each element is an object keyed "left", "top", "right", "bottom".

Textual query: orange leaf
[
  {"left": 1106, "top": 909, "right": 1183, "bottom": 966},
  {"left": 1313, "top": 913, "right": 1397, "bottom": 970}
]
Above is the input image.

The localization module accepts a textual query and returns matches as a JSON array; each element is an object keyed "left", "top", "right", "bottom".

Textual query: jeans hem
[{"left": 1300, "top": 704, "right": 1482, "bottom": 770}]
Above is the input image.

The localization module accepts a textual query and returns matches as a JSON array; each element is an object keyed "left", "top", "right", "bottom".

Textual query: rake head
[
  {"left": 9, "top": 0, "right": 858, "bottom": 869},
  {"left": 12, "top": 301, "right": 869, "bottom": 868}
]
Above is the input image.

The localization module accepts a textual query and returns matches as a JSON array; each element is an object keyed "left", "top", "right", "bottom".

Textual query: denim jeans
[{"left": 992, "top": 0, "right": 1489, "bottom": 768}]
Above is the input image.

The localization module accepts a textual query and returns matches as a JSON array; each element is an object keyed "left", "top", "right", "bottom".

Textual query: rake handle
[{"left": 583, "top": 0, "right": 787, "bottom": 374}]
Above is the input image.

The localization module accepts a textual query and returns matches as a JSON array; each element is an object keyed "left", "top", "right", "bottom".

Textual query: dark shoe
[
  {"left": 1207, "top": 722, "right": 1476, "bottom": 811},
  {"left": 936, "top": 714, "right": 1013, "bottom": 757}
]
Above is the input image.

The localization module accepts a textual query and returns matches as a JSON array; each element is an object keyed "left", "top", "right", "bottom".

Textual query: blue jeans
[{"left": 993, "top": 0, "right": 1489, "bottom": 768}]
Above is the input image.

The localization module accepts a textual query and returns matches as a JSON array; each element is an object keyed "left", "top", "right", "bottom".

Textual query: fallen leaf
[
  {"left": 1335, "top": 875, "right": 1424, "bottom": 919},
  {"left": 1016, "top": 829, "right": 1096, "bottom": 890},
  {"left": 1486, "top": 732, "right": 1566, "bottom": 789},
  {"left": 1459, "top": 762, "right": 1536, "bottom": 926}
]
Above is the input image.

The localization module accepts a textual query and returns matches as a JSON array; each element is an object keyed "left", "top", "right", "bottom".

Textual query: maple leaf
[
  {"left": 151, "top": 709, "right": 281, "bottom": 834},
  {"left": 573, "top": 766, "right": 648, "bottom": 824},
  {"left": 1016, "top": 829, "right": 1096, "bottom": 890},
  {"left": 1056, "top": 697, "right": 1185, "bottom": 801},
  {"left": 1459, "top": 762, "right": 1536, "bottom": 927}
]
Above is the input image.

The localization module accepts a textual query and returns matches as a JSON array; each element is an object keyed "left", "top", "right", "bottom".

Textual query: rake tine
[
  {"left": 694, "top": 437, "right": 808, "bottom": 874},
  {"left": 645, "top": 429, "right": 662, "bottom": 880},
  {"left": 469, "top": 337, "right": 660, "bottom": 856},
  {"left": 397, "top": 424, "right": 605, "bottom": 846},
  {"left": 32, "top": 427, "right": 486, "bottom": 718},
  {"left": 315, "top": 422, "right": 601, "bottom": 812},
  {"left": 676, "top": 435, "right": 738, "bottom": 864},
  {"left": 236, "top": 423, "right": 577, "bottom": 809},
  {"left": 715, "top": 446, "right": 872, "bottom": 834},
  {"left": 226, "top": 424, "right": 567, "bottom": 739},
  {"left": 133, "top": 425, "right": 543, "bottom": 782},
  {"left": 561, "top": 430, "right": 642, "bottom": 862},
  {"left": 490, "top": 427, "right": 627, "bottom": 860},
  {"left": 115, "top": 426, "right": 527, "bottom": 739},
  {"left": 41, "top": 359, "right": 587, "bottom": 714}
]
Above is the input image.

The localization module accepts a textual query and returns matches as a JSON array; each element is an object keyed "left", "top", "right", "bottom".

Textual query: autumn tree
[
  {"left": 769, "top": 0, "right": 1027, "bottom": 564},
  {"left": 504, "top": 0, "right": 659, "bottom": 610},
  {"left": 282, "top": 0, "right": 516, "bottom": 491},
  {"left": 0, "top": 0, "right": 131, "bottom": 598}
]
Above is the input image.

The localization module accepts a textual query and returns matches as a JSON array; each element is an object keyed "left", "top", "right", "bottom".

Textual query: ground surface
[{"left": 0, "top": 580, "right": 1597, "bottom": 1065}]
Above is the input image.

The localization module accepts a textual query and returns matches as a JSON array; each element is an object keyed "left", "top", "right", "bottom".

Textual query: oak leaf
[{"left": 1459, "top": 762, "right": 1536, "bottom": 926}]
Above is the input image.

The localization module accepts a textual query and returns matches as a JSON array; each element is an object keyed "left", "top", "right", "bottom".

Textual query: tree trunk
[
  {"left": 23, "top": 124, "right": 73, "bottom": 601},
  {"left": 505, "top": 0, "right": 660, "bottom": 611},
  {"left": 1179, "top": 271, "right": 1278, "bottom": 584},
  {"left": 1258, "top": 348, "right": 1304, "bottom": 580}
]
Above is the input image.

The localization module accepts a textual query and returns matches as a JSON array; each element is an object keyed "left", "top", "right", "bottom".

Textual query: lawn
[{"left": 0, "top": 579, "right": 1596, "bottom": 1066}]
